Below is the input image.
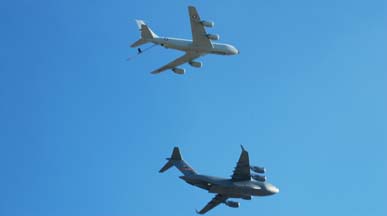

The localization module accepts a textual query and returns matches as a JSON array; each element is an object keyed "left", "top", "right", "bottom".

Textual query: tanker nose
[{"left": 228, "top": 45, "right": 239, "bottom": 55}]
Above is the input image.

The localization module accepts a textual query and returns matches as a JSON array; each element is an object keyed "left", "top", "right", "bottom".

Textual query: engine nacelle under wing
[
  {"left": 200, "top": 20, "right": 214, "bottom": 28},
  {"left": 172, "top": 68, "right": 185, "bottom": 75},
  {"left": 225, "top": 201, "right": 239, "bottom": 208},
  {"left": 250, "top": 166, "right": 266, "bottom": 174},
  {"left": 189, "top": 61, "right": 202, "bottom": 68},
  {"left": 206, "top": 34, "right": 220, "bottom": 41},
  {"left": 252, "top": 174, "right": 266, "bottom": 182}
]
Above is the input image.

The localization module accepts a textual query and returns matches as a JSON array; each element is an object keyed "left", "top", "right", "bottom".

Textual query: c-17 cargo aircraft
[
  {"left": 159, "top": 146, "right": 279, "bottom": 214},
  {"left": 130, "top": 6, "right": 239, "bottom": 75}
]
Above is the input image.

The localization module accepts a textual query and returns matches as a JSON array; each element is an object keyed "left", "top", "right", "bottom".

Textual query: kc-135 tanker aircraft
[
  {"left": 131, "top": 6, "right": 239, "bottom": 75},
  {"left": 160, "top": 146, "right": 279, "bottom": 214}
]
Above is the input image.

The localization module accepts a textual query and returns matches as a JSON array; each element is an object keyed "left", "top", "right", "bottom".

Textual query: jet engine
[
  {"left": 225, "top": 201, "right": 239, "bottom": 208},
  {"left": 251, "top": 174, "right": 266, "bottom": 182},
  {"left": 189, "top": 61, "right": 202, "bottom": 68},
  {"left": 206, "top": 34, "right": 220, "bottom": 41},
  {"left": 250, "top": 166, "right": 266, "bottom": 174},
  {"left": 200, "top": 20, "right": 214, "bottom": 28},
  {"left": 172, "top": 68, "right": 185, "bottom": 75}
]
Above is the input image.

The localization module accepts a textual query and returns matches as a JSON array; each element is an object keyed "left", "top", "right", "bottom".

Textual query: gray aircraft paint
[{"left": 159, "top": 146, "right": 279, "bottom": 214}]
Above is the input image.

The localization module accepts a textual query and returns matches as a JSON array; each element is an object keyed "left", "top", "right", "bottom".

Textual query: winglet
[
  {"left": 195, "top": 209, "right": 205, "bottom": 215},
  {"left": 240, "top": 145, "right": 245, "bottom": 151}
]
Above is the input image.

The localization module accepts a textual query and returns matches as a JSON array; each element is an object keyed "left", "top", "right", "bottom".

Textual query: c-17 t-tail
[
  {"left": 159, "top": 146, "right": 279, "bottom": 214},
  {"left": 159, "top": 147, "right": 197, "bottom": 176}
]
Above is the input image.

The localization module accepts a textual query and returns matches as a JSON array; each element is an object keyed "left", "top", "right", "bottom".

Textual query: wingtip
[
  {"left": 240, "top": 144, "right": 245, "bottom": 151},
  {"left": 188, "top": 5, "right": 197, "bottom": 13},
  {"left": 195, "top": 209, "right": 203, "bottom": 214}
]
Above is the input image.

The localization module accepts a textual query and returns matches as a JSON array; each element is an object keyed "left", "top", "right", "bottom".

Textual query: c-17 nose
[
  {"left": 272, "top": 186, "right": 279, "bottom": 194},
  {"left": 266, "top": 184, "right": 279, "bottom": 194},
  {"left": 270, "top": 186, "right": 279, "bottom": 194}
]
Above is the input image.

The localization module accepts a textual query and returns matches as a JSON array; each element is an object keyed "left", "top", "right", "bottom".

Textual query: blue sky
[{"left": 1, "top": 0, "right": 386, "bottom": 215}]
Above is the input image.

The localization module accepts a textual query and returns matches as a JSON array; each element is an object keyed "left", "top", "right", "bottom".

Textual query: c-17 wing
[
  {"left": 196, "top": 194, "right": 228, "bottom": 214},
  {"left": 231, "top": 145, "right": 251, "bottom": 181},
  {"left": 188, "top": 6, "right": 213, "bottom": 49},
  {"left": 151, "top": 52, "right": 201, "bottom": 74}
]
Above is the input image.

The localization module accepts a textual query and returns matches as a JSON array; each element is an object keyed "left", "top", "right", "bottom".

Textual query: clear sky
[{"left": 1, "top": 0, "right": 386, "bottom": 215}]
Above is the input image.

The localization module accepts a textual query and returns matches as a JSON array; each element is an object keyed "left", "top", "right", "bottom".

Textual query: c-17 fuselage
[
  {"left": 180, "top": 174, "right": 279, "bottom": 198},
  {"left": 159, "top": 146, "right": 279, "bottom": 214}
]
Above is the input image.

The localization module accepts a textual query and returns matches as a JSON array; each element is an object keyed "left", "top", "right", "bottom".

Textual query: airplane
[
  {"left": 130, "top": 6, "right": 239, "bottom": 75},
  {"left": 159, "top": 145, "right": 279, "bottom": 214}
]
